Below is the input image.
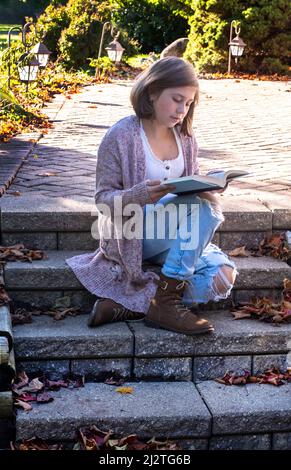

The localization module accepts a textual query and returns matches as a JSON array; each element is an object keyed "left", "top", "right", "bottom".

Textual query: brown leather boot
[
  {"left": 88, "top": 298, "right": 145, "bottom": 327},
  {"left": 145, "top": 273, "right": 214, "bottom": 335}
]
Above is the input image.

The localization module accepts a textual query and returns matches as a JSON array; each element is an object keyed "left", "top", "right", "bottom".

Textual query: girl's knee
[
  {"left": 213, "top": 264, "right": 236, "bottom": 295},
  {"left": 220, "top": 265, "right": 237, "bottom": 284}
]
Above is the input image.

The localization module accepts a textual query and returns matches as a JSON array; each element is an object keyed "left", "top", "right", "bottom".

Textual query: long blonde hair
[{"left": 130, "top": 57, "right": 199, "bottom": 136}]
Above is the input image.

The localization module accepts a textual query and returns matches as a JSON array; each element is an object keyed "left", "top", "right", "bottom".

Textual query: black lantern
[
  {"left": 17, "top": 53, "right": 40, "bottom": 91},
  {"left": 30, "top": 42, "right": 52, "bottom": 67},
  {"left": 98, "top": 22, "right": 125, "bottom": 63},
  {"left": 105, "top": 37, "right": 125, "bottom": 63},
  {"left": 229, "top": 35, "right": 246, "bottom": 59},
  {"left": 228, "top": 21, "right": 246, "bottom": 73}
]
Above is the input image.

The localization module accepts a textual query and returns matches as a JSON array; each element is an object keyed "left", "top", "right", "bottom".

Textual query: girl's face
[{"left": 150, "top": 86, "right": 196, "bottom": 128}]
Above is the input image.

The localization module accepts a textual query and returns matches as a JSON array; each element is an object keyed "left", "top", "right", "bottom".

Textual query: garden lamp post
[
  {"left": 6, "top": 21, "right": 51, "bottom": 90},
  {"left": 228, "top": 20, "right": 246, "bottom": 73},
  {"left": 30, "top": 42, "right": 52, "bottom": 67},
  {"left": 98, "top": 22, "right": 125, "bottom": 63},
  {"left": 7, "top": 26, "right": 22, "bottom": 88},
  {"left": 105, "top": 34, "right": 125, "bottom": 63},
  {"left": 17, "top": 53, "right": 40, "bottom": 92}
]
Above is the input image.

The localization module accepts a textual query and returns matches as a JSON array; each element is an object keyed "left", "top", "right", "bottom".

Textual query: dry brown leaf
[
  {"left": 231, "top": 311, "right": 252, "bottom": 320},
  {"left": 0, "top": 285, "right": 12, "bottom": 306},
  {"left": 229, "top": 246, "right": 250, "bottom": 257},
  {"left": 0, "top": 244, "right": 45, "bottom": 263},
  {"left": 14, "top": 399, "right": 32, "bottom": 411},
  {"left": 11, "top": 437, "right": 62, "bottom": 450},
  {"left": 232, "top": 280, "right": 291, "bottom": 324},
  {"left": 215, "top": 367, "right": 290, "bottom": 387},
  {"left": 104, "top": 376, "right": 125, "bottom": 386},
  {"left": 13, "top": 371, "right": 29, "bottom": 389},
  {"left": 19, "top": 377, "right": 44, "bottom": 394},
  {"left": 259, "top": 232, "right": 291, "bottom": 262}
]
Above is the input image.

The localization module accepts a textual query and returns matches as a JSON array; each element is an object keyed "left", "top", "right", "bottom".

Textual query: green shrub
[
  {"left": 0, "top": 39, "right": 26, "bottom": 81},
  {"left": 89, "top": 56, "right": 117, "bottom": 79},
  {"left": 112, "top": 0, "right": 191, "bottom": 53},
  {"left": 35, "top": 4, "right": 70, "bottom": 59},
  {"left": 58, "top": 11, "right": 101, "bottom": 69},
  {"left": 185, "top": 0, "right": 291, "bottom": 75},
  {"left": 34, "top": 0, "right": 138, "bottom": 70}
]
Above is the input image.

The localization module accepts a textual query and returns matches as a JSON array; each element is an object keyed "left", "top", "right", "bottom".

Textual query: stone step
[
  {"left": 15, "top": 379, "right": 291, "bottom": 449},
  {"left": 1, "top": 194, "right": 290, "bottom": 251},
  {"left": 4, "top": 251, "right": 291, "bottom": 310},
  {"left": 13, "top": 311, "right": 291, "bottom": 382}
]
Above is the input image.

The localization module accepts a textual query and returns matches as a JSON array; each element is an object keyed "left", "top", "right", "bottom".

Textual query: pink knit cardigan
[{"left": 66, "top": 115, "right": 199, "bottom": 313}]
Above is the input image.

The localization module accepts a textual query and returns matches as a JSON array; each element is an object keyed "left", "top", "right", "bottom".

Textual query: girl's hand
[
  {"left": 146, "top": 179, "right": 176, "bottom": 203},
  {"left": 199, "top": 191, "right": 221, "bottom": 206},
  {"left": 215, "top": 182, "right": 229, "bottom": 194}
]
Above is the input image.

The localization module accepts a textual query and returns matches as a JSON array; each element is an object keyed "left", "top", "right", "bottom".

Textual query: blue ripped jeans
[{"left": 142, "top": 193, "right": 237, "bottom": 305}]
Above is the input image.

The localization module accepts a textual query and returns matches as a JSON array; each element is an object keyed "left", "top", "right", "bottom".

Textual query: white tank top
[{"left": 140, "top": 121, "right": 185, "bottom": 182}]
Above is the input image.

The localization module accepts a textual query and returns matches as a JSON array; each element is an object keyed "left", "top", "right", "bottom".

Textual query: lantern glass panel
[
  {"left": 230, "top": 44, "right": 244, "bottom": 57},
  {"left": 18, "top": 64, "right": 38, "bottom": 82},
  {"left": 37, "top": 53, "right": 49, "bottom": 67},
  {"left": 106, "top": 48, "right": 124, "bottom": 63}
]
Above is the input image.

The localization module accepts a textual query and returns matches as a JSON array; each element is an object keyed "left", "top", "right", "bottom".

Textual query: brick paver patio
[{"left": 1, "top": 78, "right": 291, "bottom": 204}]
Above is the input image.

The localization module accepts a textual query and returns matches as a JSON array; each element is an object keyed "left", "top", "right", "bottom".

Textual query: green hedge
[
  {"left": 185, "top": 0, "right": 291, "bottom": 74},
  {"left": 34, "top": 0, "right": 139, "bottom": 70},
  {"left": 111, "top": 0, "right": 191, "bottom": 53}
]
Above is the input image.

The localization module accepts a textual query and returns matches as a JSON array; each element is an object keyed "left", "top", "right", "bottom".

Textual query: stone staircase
[
  {"left": 1, "top": 193, "right": 291, "bottom": 449},
  {"left": 0, "top": 305, "right": 15, "bottom": 448}
]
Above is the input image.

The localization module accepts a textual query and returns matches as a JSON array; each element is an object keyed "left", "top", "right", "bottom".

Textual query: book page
[
  {"left": 207, "top": 169, "right": 249, "bottom": 182},
  {"left": 165, "top": 170, "right": 250, "bottom": 194}
]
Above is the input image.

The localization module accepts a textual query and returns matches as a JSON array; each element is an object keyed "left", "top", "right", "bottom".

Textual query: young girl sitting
[{"left": 66, "top": 57, "right": 237, "bottom": 335}]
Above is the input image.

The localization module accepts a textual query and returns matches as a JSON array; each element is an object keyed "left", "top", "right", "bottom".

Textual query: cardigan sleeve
[
  {"left": 94, "top": 136, "right": 152, "bottom": 213},
  {"left": 191, "top": 133, "right": 200, "bottom": 175}
]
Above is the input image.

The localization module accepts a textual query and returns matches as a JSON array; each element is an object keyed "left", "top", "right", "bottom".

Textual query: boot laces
[
  {"left": 176, "top": 281, "right": 187, "bottom": 290},
  {"left": 112, "top": 307, "right": 136, "bottom": 321},
  {"left": 175, "top": 281, "right": 190, "bottom": 318},
  {"left": 174, "top": 300, "right": 191, "bottom": 319}
]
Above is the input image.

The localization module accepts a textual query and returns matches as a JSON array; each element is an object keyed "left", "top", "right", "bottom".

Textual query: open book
[{"left": 164, "top": 170, "right": 250, "bottom": 194}]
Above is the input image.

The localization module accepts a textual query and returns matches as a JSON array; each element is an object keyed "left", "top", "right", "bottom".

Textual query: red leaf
[{"left": 36, "top": 392, "right": 54, "bottom": 403}]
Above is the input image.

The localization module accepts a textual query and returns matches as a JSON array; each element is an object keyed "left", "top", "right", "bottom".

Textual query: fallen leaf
[
  {"left": 115, "top": 386, "right": 133, "bottom": 394},
  {"left": 11, "top": 437, "right": 62, "bottom": 450},
  {"left": 215, "top": 367, "right": 290, "bottom": 387},
  {"left": 229, "top": 246, "right": 250, "bottom": 257},
  {"left": 231, "top": 281, "right": 291, "bottom": 325},
  {"left": 0, "top": 244, "right": 45, "bottom": 263},
  {"left": 104, "top": 376, "right": 125, "bottom": 386},
  {"left": 45, "top": 379, "right": 68, "bottom": 390},
  {"left": 18, "top": 377, "right": 44, "bottom": 394},
  {"left": 259, "top": 232, "right": 291, "bottom": 262},
  {"left": 13, "top": 371, "right": 29, "bottom": 389},
  {"left": 14, "top": 393, "right": 37, "bottom": 401},
  {"left": 14, "top": 399, "right": 32, "bottom": 411},
  {"left": 52, "top": 296, "right": 71, "bottom": 309},
  {"left": 0, "top": 285, "right": 12, "bottom": 306},
  {"left": 231, "top": 311, "right": 252, "bottom": 320},
  {"left": 36, "top": 392, "right": 54, "bottom": 403}
]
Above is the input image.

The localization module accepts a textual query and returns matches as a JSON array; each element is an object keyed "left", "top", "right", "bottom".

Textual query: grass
[{"left": 0, "top": 24, "right": 21, "bottom": 51}]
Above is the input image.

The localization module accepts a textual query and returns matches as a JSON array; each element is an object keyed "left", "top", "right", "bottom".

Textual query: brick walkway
[{"left": 1, "top": 78, "right": 291, "bottom": 204}]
